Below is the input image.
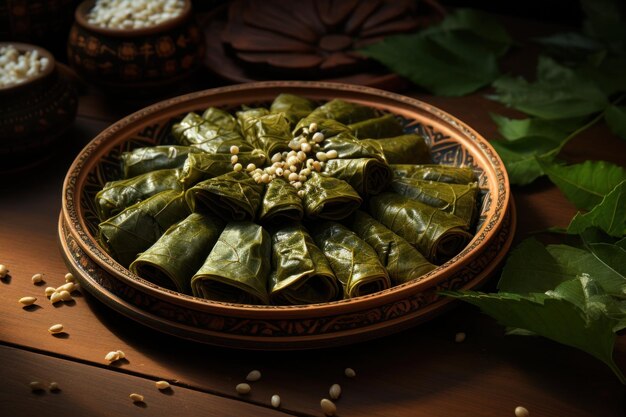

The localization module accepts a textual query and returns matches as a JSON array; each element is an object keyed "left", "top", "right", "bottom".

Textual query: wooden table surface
[{"left": 2, "top": 15, "right": 626, "bottom": 417}]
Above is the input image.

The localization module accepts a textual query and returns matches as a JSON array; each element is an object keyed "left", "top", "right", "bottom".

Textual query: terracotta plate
[{"left": 59, "top": 81, "right": 513, "bottom": 349}]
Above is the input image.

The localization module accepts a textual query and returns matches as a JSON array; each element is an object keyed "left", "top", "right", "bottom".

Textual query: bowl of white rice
[
  {"left": 0, "top": 42, "right": 78, "bottom": 172},
  {"left": 67, "top": 0, "right": 205, "bottom": 91}
]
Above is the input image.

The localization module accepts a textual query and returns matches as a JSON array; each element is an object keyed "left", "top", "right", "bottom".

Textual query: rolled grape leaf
[
  {"left": 293, "top": 116, "right": 352, "bottom": 138},
  {"left": 362, "top": 134, "right": 430, "bottom": 164},
  {"left": 98, "top": 190, "right": 190, "bottom": 268},
  {"left": 201, "top": 107, "right": 239, "bottom": 131},
  {"left": 237, "top": 107, "right": 270, "bottom": 136},
  {"left": 191, "top": 221, "right": 271, "bottom": 305},
  {"left": 185, "top": 171, "right": 264, "bottom": 221},
  {"left": 95, "top": 168, "right": 183, "bottom": 221},
  {"left": 369, "top": 192, "right": 472, "bottom": 264},
  {"left": 242, "top": 112, "right": 293, "bottom": 156},
  {"left": 391, "top": 178, "right": 479, "bottom": 227},
  {"left": 269, "top": 224, "right": 340, "bottom": 305},
  {"left": 172, "top": 112, "right": 251, "bottom": 154},
  {"left": 301, "top": 172, "right": 362, "bottom": 220},
  {"left": 270, "top": 93, "right": 316, "bottom": 127},
  {"left": 258, "top": 178, "right": 304, "bottom": 223},
  {"left": 120, "top": 145, "right": 202, "bottom": 178},
  {"left": 321, "top": 132, "right": 386, "bottom": 162},
  {"left": 301, "top": 99, "right": 378, "bottom": 125},
  {"left": 129, "top": 213, "right": 225, "bottom": 293},
  {"left": 323, "top": 158, "right": 393, "bottom": 196},
  {"left": 348, "top": 114, "right": 404, "bottom": 139},
  {"left": 348, "top": 211, "right": 436, "bottom": 285},
  {"left": 311, "top": 221, "right": 390, "bottom": 298},
  {"left": 179, "top": 149, "right": 267, "bottom": 189},
  {"left": 392, "top": 164, "right": 476, "bottom": 184}
]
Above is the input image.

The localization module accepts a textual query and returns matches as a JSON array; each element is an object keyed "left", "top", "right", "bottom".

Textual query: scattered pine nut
[
  {"left": 45, "top": 287, "right": 56, "bottom": 297},
  {"left": 271, "top": 394, "right": 281, "bottom": 408},
  {"left": 455, "top": 332, "right": 466, "bottom": 343},
  {"left": 57, "top": 282, "right": 75, "bottom": 293},
  {"left": 230, "top": 145, "right": 239, "bottom": 155},
  {"left": 49, "top": 382, "right": 60, "bottom": 391},
  {"left": 515, "top": 406, "right": 530, "bottom": 417},
  {"left": 129, "top": 393, "right": 144, "bottom": 403},
  {"left": 59, "top": 290, "right": 72, "bottom": 302},
  {"left": 65, "top": 272, "right": 75, "bottom": 283},
  {"left": 50, "top": 291, "right": 63, "bottom": 304},
  {"left": 235, "top": 383, "right": 251, "bottom": 395},
  {"left": 155, "top": 380, "right": 170, "bottom": 390},
  {"left": 233, "top": 163, "right": 243, "bottom": 172},
  {"left": 49, "top": 324, "right": 64, "bottom": 334},
  {"left": 320, "top": 398, "right": 337, "bottom": 416},
  {"left": 19, "top": 296, "right": 37, "bottom": 306},
  {"left": 344, "top": 368, "right": 356, "bottom": 378},
  {"left": 246, "top": 370, "right": 261, "bottom": 382},
  {"left": 309, "top": 122, "right": 317, "bottom": 132},
  {"left": 116, "top": 350, "right": 126, "bottom": 359},
  {"left": 29, "top": 381, "right": 45, "bottom": 392},
  {"left": 312, "top": 132, "right": 324, "bottom": 143},
  {"left": 0, "top": 264, "right": 8, "bottom": 278},
  {"left": 329, "top": 384, "right": 341, "bottom": 400},
  {"left": 31, "top": 273, "right": 44, "bottom": 284},
  {"left": 326, "top": 150, "right": 338, "bottom": 159},
  {"left": 105, "top": 351, "right": 121, "bottom": 362}
]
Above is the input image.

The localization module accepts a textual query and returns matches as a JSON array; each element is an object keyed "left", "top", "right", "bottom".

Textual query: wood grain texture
[
  {"left": 1, "top": 13, "right": 626, "bottom": 417},
  {"left": 0, "top": 345, "right": 289, "bottom": 417}
]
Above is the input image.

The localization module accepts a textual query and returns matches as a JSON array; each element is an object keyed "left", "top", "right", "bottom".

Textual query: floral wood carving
[{"left": 218, "top": 0, "right": 445, "bottom": 79}]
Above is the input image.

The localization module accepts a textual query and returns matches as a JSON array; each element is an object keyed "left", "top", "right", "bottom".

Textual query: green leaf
[
  {"left": 547, "top": 244, "right": 626, "bottom": 296},
  {"left": 490, "top": 56, "right": 609, "bottom": 119},
  {"left": 490, "top": 137, "right": 559, "bottom": 185},
  {"left": 428, "top": 8, "right": 512, "bottom": 56},
  {"left": 360, "top": 8, "right": 511, "bottom": 96},
  {"left": 539, "top": 160, "right": 626, "bottom": 210},
  {"left": 578, "top": 56, "right": 626, "bottom": 96},
  {"left": 581, "top": 0, "right": 626, "bottom": 50},
  {"left": 497, "top": 238, "right": 574, "bottom": 294},
  {"left": 490, "top": 114, "right": 579, "bottom": 141},
  {"left": 569, "top": 181, "right": 626, "bottom": 237},
  {"left": 361, "top": 32, "right": 499, "bottom": 96},
  {"left": 533, "top": 32, "right": 606, "bottom": 63},
  {"left": 605, "top": 105, "right": 626, "bottom": 140},
  {"left": 443, "top": 277, "right": 625, "bottom": 383}
]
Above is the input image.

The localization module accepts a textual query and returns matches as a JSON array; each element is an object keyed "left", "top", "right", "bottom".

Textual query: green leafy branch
[{"left": 362, "top": 0, "right": 626, "bottom": 383}]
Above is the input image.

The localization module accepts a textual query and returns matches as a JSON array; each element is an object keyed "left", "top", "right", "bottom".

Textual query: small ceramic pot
[
  {"left": 0, "top": 42, "right": 78, "bottom": 171},
  {"left": 67, "top": 0, "right": 205, "bottom": 91}
]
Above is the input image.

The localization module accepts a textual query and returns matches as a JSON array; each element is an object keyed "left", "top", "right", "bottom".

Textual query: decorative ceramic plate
[{"left": 59, "top": 81, "right": 514, "bottom": 349}]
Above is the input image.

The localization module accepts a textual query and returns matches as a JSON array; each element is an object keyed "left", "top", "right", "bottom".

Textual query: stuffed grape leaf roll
[
  {"left": 98, "top": 190, "right": 190, "bottom": 268},
  {"left": 301, "top": 99, "right": 377, "bottom": 125},
  {"left": 369, "top": 192, "right": 472, "bottom": 264},
  {"left": 185, "top": 171, "right": 264, "bottom": 221},
  {"left": 191, "top": 221, "right": 271, "bottom": 305},
  {"left": 323, "top": 158, "right": 393, "bottom": 196},
  {"left": 269, "top": 224, "right": 340, "bottom": 305},
  {"left": 320, "top": 133, "right": 386, "bottom": 162},
  {"left": 391, "top": 178, "right": 479, "bottom": 228},
  {"left": 311, "top": 221, "right": 390, "bottom": 298},
  {"left": 391, "top": 164, "right": 476, "bottom": 184},
  {"left": 270, "top": 93, "right": 316, "bottom": 127},
  {"left": 347, "top": 211, "right": 436, "bottom": 285},
  {"left": 120, "top": 145, "right": 202, "bottom": 178},
  {"left": 348, "top": 114, "right": 404, "bottom": 139},
  {"left": 179, "top": 150, "right": 267, "bottom": 189},
  {"left": 301, "top": 172, "right": 362, "bottom": 220},
  {"left": 172, "top": 112, "right": 251, "bottom": 154},
  {"left": 95, "top": 168, "right": 183, "bottom": 221},
  {"left": 361, "top": 134, "right": 430, "bottom": 165},
  {"left": 129, "top": 213, "right": 225, "bottom": 293},
  {"left": 241, "top": 112, "right": 293, "bottom": 156},
  {"left": 258, "top": 178, "right": 304, "bottom": 223}
]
